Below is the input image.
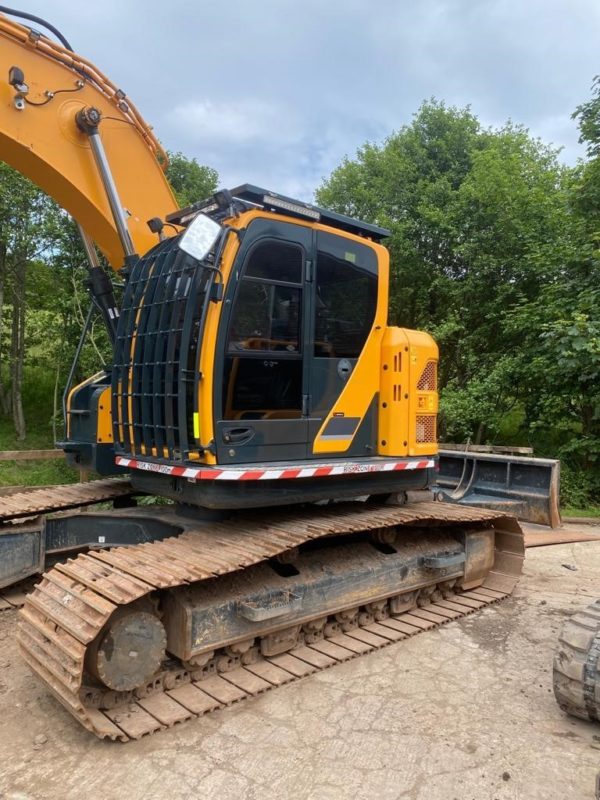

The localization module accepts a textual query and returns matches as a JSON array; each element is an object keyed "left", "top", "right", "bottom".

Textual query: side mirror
[{"left": 178, "top": 213, "right": 222, "bottom": 261}]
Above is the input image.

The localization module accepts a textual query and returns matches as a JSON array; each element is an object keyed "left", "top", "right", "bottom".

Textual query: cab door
[
  {"left": 306, "top": 231, "right": 379, "bottom": 457},
  {"left": 215, "top": 218, "right": 312, "bottom": 465}
]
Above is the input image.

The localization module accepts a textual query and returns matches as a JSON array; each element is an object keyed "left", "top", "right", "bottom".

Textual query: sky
[{"left": 18, "top": 1, "right": 600, "bottom": 200}]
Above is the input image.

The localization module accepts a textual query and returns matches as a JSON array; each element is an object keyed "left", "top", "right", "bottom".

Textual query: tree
[
  {"left": 165, "top": 152, "right": 218, "bottom": 207},
  {"left": 0, "top": 163, "right": 64, "bottom": 439},
  {"left": 502, "top": 79, "right": 600, "bottom": 498}
]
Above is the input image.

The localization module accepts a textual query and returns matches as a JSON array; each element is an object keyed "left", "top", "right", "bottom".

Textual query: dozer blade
[
  {"left": 437, "top": 450, "right": 561, "bottom": 527},
  {"left": 18, "top": 501, "right": 524, "bottom": 741}
]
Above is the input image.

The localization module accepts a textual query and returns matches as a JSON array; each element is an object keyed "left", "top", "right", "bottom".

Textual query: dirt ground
[{"left": 0, "top": 539, "right": 599, "bottom": 800}]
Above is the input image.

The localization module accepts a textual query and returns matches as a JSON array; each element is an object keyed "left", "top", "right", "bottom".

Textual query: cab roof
[{"left": 165, "top": 183, "right": 391, "bottom": 243}]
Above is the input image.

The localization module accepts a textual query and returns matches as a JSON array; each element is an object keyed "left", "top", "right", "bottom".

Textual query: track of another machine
[
  {"left": 554, "top": 598, "right": 600, "bottom": 721},
  {"left": 18, "top": 502, "right": 524, "bottom": 741},
  {"left": 0, "top": 479, "right": 133, "bottom": 522}
]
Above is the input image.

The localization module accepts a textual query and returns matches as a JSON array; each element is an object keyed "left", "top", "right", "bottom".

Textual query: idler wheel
[{"left": 90, "top": 611, "right": 167, "bottom": 692}]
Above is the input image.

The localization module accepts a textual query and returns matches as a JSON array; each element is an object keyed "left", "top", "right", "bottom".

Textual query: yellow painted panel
[
  {"left": 195, "top": 219, "right": 244, "bottom": 465},
  {"left": 406, "top": 330, "right": 439, "bottom": 457},
  {"left": 0, "top": 16, "right": 178, "bottom": 268},
  {"left": 95, "top": 386, "right": 113, "bottom": 443},
  {"left": 378, "top": 327, "right": 410, "bottom": 456}
]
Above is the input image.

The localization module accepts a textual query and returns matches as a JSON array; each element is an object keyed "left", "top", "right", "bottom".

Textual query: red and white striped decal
[{"left": 115, "top": 456, "right": 435, "bottom": 482}]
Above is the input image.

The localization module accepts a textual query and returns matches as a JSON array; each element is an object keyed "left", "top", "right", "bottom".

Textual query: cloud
[
  {"left": 17, "top": 0, "right": 600, "bottom": 202},
  {"left": 169, "top": 98, "right": 302, "bottom": 146}
]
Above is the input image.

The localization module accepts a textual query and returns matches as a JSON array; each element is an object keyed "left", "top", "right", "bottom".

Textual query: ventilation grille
[
  {"left": 417, "top": 360, "right": 437, "bottom": 391},
  {"left": 416, "top": 415, "right": 436, "bottom": 444}
]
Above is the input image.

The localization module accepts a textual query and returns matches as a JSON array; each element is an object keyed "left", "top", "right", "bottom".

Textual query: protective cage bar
[{"left": 112, "top": 236, "right": 213, "bottom": 461}]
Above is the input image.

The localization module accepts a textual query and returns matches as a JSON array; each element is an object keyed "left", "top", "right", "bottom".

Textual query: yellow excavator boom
[{"left": 0, "top": 13, "right": 178, "bottom": 268}]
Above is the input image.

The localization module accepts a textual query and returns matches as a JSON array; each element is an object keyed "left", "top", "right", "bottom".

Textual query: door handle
[
  {"left": 223, "top": 427, "right": 253, "bottom": 444},
  {"left": 337, "top": 358, "right": 353, "bottom": 380}
]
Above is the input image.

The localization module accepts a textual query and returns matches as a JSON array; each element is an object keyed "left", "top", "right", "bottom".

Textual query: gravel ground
[{"left": 0, "top": 540, "right": 599, "bottom": 800}]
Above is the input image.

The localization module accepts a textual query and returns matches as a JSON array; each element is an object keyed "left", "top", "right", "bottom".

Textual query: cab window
[
  {"left": 314, "top": 232, "right": 378, "bottom": 358},
  {"left": 227, "top": 241, "right": 303, "bottom": 353},
  {"left": 223, "top": 239, "right": 304, "bottom": 420}
]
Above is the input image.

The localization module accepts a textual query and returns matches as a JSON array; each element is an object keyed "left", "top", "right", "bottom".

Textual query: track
[
  {"left": 0, "top": 478, "right": 133, "bottom": 522},
  {"left": 18, "top": 502, "right": 524, "bottom": 741},
  {"left": 554, "top": 598, "right": 600, "bottom": 721}
]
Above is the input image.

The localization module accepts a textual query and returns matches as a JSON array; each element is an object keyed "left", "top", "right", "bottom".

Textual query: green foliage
[
  {"left": 573, "top": 76, "right": 600, "bottom": 159},
  {"left": 560, "top": 463, "right": 600, "bottom": 510},
  {"left": 562, "top": 505, "right": 600, "bottom": 518},
  {"left": 165, "top": 151, "right": 218, "bottom": 207},
  {"left": 0, "top": 458, "right": 78, "bottom": 487}
]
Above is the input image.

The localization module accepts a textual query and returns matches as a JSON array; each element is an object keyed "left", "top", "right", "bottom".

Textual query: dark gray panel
[
  {"left": 0, "top": 529, "right": 43, "bottom": 589},
  {"left": 216, "top": 419, "right": 309, "bottom": 464},
  {"left": 131, "top": 467, "right": 432, "bottom": 510},
  {"left": 321, "top": 416, "right": 361, "bottom": 439},
  {"left": 310, "top": 357, "right": 353, "bottom": 414}
]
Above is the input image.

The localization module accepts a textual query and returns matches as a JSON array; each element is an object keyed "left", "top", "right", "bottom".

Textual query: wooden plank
[
  {"left": 439, "top": 444, "right": 534, "bottom": 455},
  {"left": 0, "top": 449, "right": 65, "bottom": 462},
  {"left": 0, "top": 485, "right": 40, "bottom": 496}
]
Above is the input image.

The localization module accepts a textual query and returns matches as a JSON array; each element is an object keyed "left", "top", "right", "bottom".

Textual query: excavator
[{"left": 0, "top": 8, "right": 524, "bottom": 740}]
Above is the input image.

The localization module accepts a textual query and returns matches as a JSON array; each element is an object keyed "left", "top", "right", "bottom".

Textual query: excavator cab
[
  {"left": 216, "top": 212, "right": 379, "bottom": 464},
  {"left": 65, "top": 186, "right": 439, "bottom": 508}
]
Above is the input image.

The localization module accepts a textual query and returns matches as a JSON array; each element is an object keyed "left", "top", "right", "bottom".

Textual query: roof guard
[{"left": 166, "top": 183, "right": 391, "bottom": 242}]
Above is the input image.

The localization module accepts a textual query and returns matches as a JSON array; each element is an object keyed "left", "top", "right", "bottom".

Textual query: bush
[{"left": 560, "top": 463, "right": 600, "bottom": 509}]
